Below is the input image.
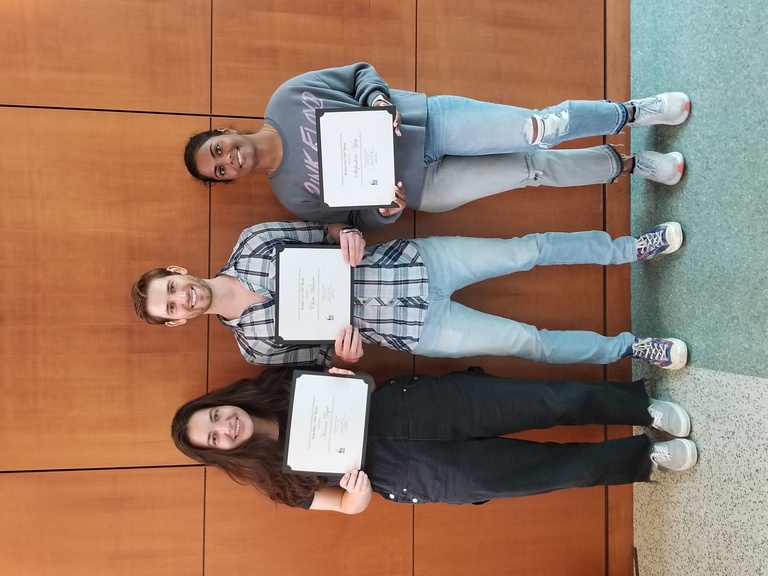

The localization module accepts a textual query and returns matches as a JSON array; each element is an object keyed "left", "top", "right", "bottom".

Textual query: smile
[
  {"left": 190, "top": 287, "right": 197, "bottom": 308},
  {"left": 234, "top": 417, "right": 240, "bottom": 439},
  {"left": 236, "top": 148, "right": 243, "bottom": 168}
]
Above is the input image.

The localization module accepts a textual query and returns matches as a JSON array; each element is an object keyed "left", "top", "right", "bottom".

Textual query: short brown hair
[{"left": 131, "top": 268, "right": 178, "bottom": 324}]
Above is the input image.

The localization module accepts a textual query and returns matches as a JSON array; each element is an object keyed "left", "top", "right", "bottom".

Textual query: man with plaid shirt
[{"left": 131, "top": 220, "right": 688, "bottom": 370}]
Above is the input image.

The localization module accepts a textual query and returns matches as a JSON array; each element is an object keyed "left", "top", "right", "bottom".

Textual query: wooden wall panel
[
  {"left": 0, "top": 468, "right": 204, "bottom": 576},
  {"left": 211, "top": 0, "right": 417, "bottom": 116},
  {"left": 0, "top": 109, "right": 210, "bottom": 469},
  {"left": 413, "top": 426, "right": 607, "bottom": 576},
  {"left": 205, "top": 467, "right": 413, "bottom": 576},
  {"left": 0, "top": 0, "right": 211, "bottom": 113},
  {"left": 605, "top": 1, "right": 634, "bottom": 574},
  {"left": 415, "top": 488, "right": 605, "bottom": 576},
  {"left": 416, "top": 0, "right": 604, "bottom": 105}
]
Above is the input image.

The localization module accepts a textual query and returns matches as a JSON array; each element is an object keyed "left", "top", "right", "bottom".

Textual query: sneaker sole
[
  {"left": 659, "top": 221, "right": 684, "bottom": 254},
  {"left": 661, "top": 337, "right": 688, "bottom": 370}
]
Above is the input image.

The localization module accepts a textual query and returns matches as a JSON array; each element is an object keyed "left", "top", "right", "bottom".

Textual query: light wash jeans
[
  {"left": 418, "top": 96, "right": 627, "bottom": 212},
  {"left": 410, "top": 231, "right": 636, "bottom": 364}
]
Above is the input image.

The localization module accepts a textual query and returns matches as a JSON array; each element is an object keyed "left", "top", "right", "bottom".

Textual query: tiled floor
[{"left": 630, "top": 1, "right": 768, "bottom": 573}]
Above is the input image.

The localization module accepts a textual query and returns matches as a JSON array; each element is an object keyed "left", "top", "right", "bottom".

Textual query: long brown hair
[{"left": 171, "top": 367, "right": 327, "bottom": 506}]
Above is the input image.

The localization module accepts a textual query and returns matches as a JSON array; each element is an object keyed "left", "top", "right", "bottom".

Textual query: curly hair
[{"left": 171, "top": 367, "right": 328, "bottom": 507}]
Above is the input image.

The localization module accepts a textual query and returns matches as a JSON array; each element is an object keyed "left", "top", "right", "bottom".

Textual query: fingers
[
  {"left": 334, "top": 325, "right": 364, "bottom": 363},
  {"left": 340, "top": 470, "right": 370, "bottom": 493},
  {"left": 378, "top": 182, "right": 407, "bottom": 217},
  {"left": 334, "top": 325, "right": 353, "bottom": 355},
  {"left": 394, "top": 110, "right": 402, "bottom": 137},
  {"left": 328, "top": 367, "right": 356, "bottom": 376}
]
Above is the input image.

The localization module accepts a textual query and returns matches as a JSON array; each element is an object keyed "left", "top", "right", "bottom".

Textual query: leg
[
  {"left": 412, "top": 231, "right": 636, "bottom": 295},
  {"left": 418, "top": 144, "right": 622, "bottom": 212},
  {"left": 377, "top": 372, "right": 653, "bottom": 438},
  {"left": 393, "top": 435, "right": 653, "bottom": 504},
  {"left": 424, "top": 95, "right": 628, "bottom": 162},
  {"left": 411, "top": 298, "right": 634, "bottom": 362}
]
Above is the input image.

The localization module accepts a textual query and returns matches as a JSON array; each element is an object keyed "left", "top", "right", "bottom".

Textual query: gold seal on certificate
[
  {"left": 316, "top": 107, "right": 397, "bottom": 209},
  {"left": 283, "top": 370, "right": 374, "bottom": 476},
  {"left": 274, "top": 245, "right": 353, "bottom": 343}
]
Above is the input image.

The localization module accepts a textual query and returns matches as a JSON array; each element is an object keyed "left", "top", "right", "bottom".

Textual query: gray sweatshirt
[{"left": 264, "top": 62, "right": 427, "bottom": 229}]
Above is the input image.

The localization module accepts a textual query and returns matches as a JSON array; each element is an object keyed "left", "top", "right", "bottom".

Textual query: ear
[
  {"left": 166, "top": 265, "right": 187, "bottom": 275},
  {"left": 165, "top": 319, "right": 187, "bottom": 328},
  {"left": 217, "top": 128, "right": 235, "bottom": 134}
]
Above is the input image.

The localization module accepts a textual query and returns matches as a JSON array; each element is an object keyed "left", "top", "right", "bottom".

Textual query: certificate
[
  {"left": 283, "top": 370, "right": 374, "bottom": 476},
  {"left": 274, "top": 245, "right": 353, "bottom": 343},
  {"left": 316, "top": 107, "right": 397, "bottom": 209}
]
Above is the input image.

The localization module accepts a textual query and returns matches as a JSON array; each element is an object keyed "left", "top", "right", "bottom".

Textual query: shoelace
[
  {"left": 650, "top": 445, "right": 671, "bottom": 464},
  {"left": 635, "top": 97, "right": 663, "bottom": 121},
  {"left": 636, "top": 230, "right": 666, "bottom": 256},
  {"left": 633, "top": 339, "right": 669, "bottom": 362},
  {"left": 633, "top": 154, "right": 658, "bottom": 177},
  {"left": 648, "top": 405, "right": 664, "bottom": 428}
]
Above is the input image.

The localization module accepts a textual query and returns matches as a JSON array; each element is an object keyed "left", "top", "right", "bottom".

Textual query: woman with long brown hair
[{"left": 172, "top": 367, "right": 697, "bottom": 514}]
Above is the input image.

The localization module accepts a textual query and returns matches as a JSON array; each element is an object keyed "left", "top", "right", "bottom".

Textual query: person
[
  {"left": 171, "top": 366, "right": 698, "bottom": 513},
  {"left": 183, "top": 62, "right": 690, "bottom": 232},
  {"left": 131, "top": 220, "right": 688, "bottom": 369}
]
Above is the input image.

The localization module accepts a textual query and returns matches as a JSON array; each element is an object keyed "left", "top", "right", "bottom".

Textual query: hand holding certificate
[
  {"left": 316, "top": 107, "right": 397, "bottom": 209},
  {"left": 283, "top": 371, "right": 374, "bottom": 476}
]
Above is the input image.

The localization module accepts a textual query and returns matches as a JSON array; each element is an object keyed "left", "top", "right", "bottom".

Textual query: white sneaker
[
  {"left": 633, "top": 151, "right": 685, "bottom": 185},
  {"left": 628, "top": 92, "right": 691, "bottom": 127},
  {"left": 651, "top": 439, "right": 698, "bottom": 471},
  {"left": 648, "top": 399, "right": 691, "bottom": 437}
]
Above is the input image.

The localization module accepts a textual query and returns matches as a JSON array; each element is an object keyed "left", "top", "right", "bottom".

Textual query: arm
[
  {"left": 314, "top": 62, "right": 391, "bottom": 108},
  {"left": 309, "top": 470, "right": 373, "bottom": 514}
]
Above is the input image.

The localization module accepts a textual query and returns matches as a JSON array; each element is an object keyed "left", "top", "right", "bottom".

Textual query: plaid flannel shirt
[{"left": 217, "top": 221, "right": 429, "bottom": 366}]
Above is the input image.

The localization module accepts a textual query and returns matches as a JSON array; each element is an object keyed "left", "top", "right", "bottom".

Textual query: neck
[
  {"left": 251, "top": 415, "right": 279, "bottom": 442},
  {"left": 205, "top": 275, "right": 267, "bottom": 320},
  {"left": 251, "top": 127, "right": 282, "bottom": 173}
]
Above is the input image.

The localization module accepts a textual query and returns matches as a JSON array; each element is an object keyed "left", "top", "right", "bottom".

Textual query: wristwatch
[{"left": 340, "top": 227, "right": 363, "bottom": 237}]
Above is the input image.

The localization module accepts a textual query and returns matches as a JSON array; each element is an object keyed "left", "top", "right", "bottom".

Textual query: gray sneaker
[
  {"left": 633, "top": 151, "right": 685, "bottom": 185},
  {"left": 628, "top": 337, "right": 688, "bottom": 370},
  {"left": 628, "top": 92, "right": 691, "bottom": 127},
  {"left": 651, "top": 439, "right": 698, "bottom": 471},
  {"left": 648, "top": 399, "right": 691, "bottom": 437}
]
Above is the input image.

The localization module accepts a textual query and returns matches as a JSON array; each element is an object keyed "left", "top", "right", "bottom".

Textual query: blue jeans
[
  {"left": 418, "top": 96, "right": 627, "bottom": 212},
  {"left": 410, "top": 231, "right": 636, "bottom": 363}
]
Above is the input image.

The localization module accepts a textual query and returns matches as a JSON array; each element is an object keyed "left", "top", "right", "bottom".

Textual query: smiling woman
[
  {"left": 181, "top": 62, "right": 689, "bottom": 230},
  {"left": 170, "top": 367, "right": 697, "bottom": 514},
  {"left": 185, "top": 127, "right": 282, "bottom": 182},
  {"left": 186, "top": 405, "right": 261, "bottom": 449}
]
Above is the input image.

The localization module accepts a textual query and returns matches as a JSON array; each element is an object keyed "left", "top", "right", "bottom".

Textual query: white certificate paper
[
  {"left": 316, "top": 107, "right": 396, "bottom": 209},
  {"left": 283, "top": 371, "right": 374, "bottom": 476},
  {"left": 275, "top": 246, "right": 352, "bottom": 343}
]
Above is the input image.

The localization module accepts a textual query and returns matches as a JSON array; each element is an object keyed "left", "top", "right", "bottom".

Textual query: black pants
[{"left": 365, "top": 371, "right": 654, "bottom": 505}]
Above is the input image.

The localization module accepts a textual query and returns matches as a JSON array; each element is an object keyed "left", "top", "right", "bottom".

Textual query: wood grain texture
[
  {"left": 0, "top": 0, "right": 210, "bottom": 112},
  {"left": 211, "top": 0, "right": 417, "bottom": 116},
  {"left": 0, "top": 109, "right": 210, "bottom": 469},
  {"left": 0, "top": 468, "right": 205, "bottom": 576}
]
